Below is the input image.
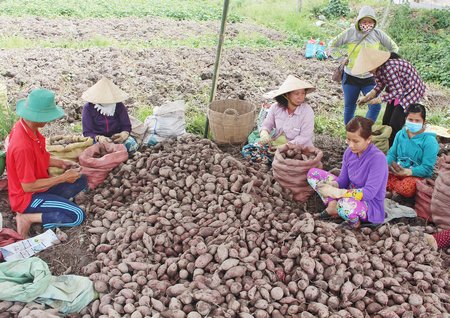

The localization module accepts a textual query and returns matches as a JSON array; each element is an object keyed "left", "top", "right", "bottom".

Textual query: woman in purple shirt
[
  {"left": 307, "top": 116, "right": 388, "bottom": 228},
  {"left": 242, "top": 75, "right": 315, "bottom": 164},
  {"left": 81, "top": 77, "right": 138, "bottom": 152}
]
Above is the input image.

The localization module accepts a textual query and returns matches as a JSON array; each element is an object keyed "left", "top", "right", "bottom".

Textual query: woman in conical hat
[
  {"left": 329, "top": 5, "right": 398, "bottom": 125},
  {"left": 241, "top": 75, "right": 315, "bottom": 164},
  {"left": 353, "top": 48, "right": 426, "bottom": 146},
  {"left": 81, "top": 77, "right": 138, "bottom": 152}
]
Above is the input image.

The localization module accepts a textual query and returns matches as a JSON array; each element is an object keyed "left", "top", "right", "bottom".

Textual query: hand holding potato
[{"left": 62, "top": 169, "right": 81, "bottom": 184}]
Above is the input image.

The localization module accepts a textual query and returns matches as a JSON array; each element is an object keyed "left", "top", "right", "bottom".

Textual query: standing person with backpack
[{"left": 329, "top": 6, "right": 398, "bottom": 125}]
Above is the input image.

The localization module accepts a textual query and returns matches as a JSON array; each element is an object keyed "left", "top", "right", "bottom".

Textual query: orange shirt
[{"left": 6, "top": 119, "right": 50, "bottom": 212}]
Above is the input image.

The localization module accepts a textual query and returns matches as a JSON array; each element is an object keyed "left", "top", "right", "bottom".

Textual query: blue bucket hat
[{"left": 16, "top": 89, "right": 65, "bottom": 123}]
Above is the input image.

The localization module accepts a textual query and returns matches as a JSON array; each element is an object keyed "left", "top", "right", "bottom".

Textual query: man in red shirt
[{"left": 6, "top": 88, "right": 87, "bottom": 238}]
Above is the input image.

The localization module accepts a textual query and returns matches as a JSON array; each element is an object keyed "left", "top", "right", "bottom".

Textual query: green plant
[
  {"left": 0, "top": 107, "right": 17, "bottom": 141},
  {"left": 315, "top": 113, "right": 345, "bottom": 137},
  {"left": 321, "top": 0, "right": 350, "bottom": 19},
  {"left": 388, "top": 5, "right": 450, "bottom": 87},
  {"left": 0, "top": 84, "right": 16, "bottom": 141},
  {"left": 133, "top": 105, "right": 154, "bottom": 122}
]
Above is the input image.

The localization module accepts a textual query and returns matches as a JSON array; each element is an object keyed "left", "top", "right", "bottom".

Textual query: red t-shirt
[{"left": 6, "top": 119, "right": 50, "bottom": 213}]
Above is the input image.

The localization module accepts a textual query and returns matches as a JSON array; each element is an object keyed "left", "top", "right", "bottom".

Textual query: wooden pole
[
  {"left": 204, "top": 0, "right": 230, "bottom": 138},
  {"left": 297, "top": 0, "right": 302, "bottom": 13}
]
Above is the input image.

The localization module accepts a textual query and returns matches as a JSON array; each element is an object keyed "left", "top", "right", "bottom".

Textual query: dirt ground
[{"left": 0, "top": 16, "right": 449, "bottom": 125}]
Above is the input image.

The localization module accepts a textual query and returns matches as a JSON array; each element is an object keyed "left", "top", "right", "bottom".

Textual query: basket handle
[{"left": 224, "top": 108, "right": 239, "bottom": 116}]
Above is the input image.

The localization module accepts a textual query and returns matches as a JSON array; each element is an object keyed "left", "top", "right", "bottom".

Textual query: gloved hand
[
  {"left": 317, "top": 183, "right": 346, "bottom": 199},
  {"left": 96, "top": 135, "right": 112, "bottom": 143},
  {"left": 259, "top": 130, "right": 271, "bottom": 145},
  {"left": 111, "top": 131, "right": 129, "bottom": 143}
]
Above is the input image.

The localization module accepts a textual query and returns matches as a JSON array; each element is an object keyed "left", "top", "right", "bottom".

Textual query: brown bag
[
  {"left": 430, "top": 155, "right": 450, "bottom": 229},
  {"left": 415, "top": 179, "right": 434, "bottom": 221},
  {"left": 331, "top": 59, "right": 347, "bottom": 83},
  {"left": 272, "top": 144, "right": 323, "bottom": 203}
]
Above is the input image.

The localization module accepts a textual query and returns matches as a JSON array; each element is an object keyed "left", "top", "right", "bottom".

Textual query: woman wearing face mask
[
  {"left": 242, "top": 75, "right": 315, "bottom": 164},
  {"left": 354, "top": 48, "right": 426, "bottom": 146},
  {"left": 81, "top": 77, "right": 138, "bottom": 152},
  {"left": 386, "top": 104, "right": 439, "bottom": 198},
  {"left": 329, "top": 6, "right": 398, "bottom": 125},
  {"left": 307, "top": 116, "right": 388, "bottom": 228}
]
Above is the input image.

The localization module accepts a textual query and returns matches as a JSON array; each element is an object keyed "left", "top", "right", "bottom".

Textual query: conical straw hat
[
  {"left": 426, "top": 125, "right": 450, "bottom": 139},
  {"left": 263, "top": 75, "right": 315, "bottom": 99},
  {"left": 82, "top": 77, "right": 129, "bottom": 104},
  {"left": 352, "top": 47, "right": 390, "bottom": 76}
]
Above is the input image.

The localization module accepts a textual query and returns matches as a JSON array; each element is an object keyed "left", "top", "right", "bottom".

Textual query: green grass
[
  {"left": 0, "top": 0, "right": 242, "bottom": 22},
  {"left": 0, "top": 108, "right": 17, "bottom": 140},
  {"left": 427, "top": 111, "right": 450, "bottom": 127},
  {"left": 0, "top": 83, "right": 16, "bottom": 140},
  {"left": 0, "top": 34, "right": 281, "bottom": 49},
  {"left": 132, "top": 105, "right": 154, "bottom": 123}
]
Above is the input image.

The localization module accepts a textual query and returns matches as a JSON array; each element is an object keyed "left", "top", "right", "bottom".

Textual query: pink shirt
[{"left": 260, "top": 102, "right": 314, "bottom": 147}]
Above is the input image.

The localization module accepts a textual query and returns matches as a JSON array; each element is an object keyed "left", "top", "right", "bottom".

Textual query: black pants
[{"left": 382, "top": 101, "right": 406, "bottom": 147}]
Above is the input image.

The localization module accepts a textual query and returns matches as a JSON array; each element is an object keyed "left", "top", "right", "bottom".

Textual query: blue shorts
[{"left": 23, "top": 175, "right": 88, "bottom": 229}]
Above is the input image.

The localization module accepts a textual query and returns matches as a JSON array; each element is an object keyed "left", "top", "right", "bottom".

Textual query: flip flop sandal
[
  {"left": 319, "top": 210, "right": 333, "bottom": 220},
  {"left": 338, "top": 221, "right": 359, "bottom": 229}
]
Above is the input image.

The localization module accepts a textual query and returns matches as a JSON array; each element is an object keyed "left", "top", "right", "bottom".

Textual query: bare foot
[
  {"left": 326, "top": 200, "right": 339, "bottom": 216},
  {"left": 16, "top": 213, "right": 42, "bottom": 238}
]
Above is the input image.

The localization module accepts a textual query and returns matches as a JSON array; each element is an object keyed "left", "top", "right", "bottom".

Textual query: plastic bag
[
  {"left": 415, "top": 178, "right": 434, "bottom": 221},
  {"left": 430, "top": 155, "right": 450, "bottom": 229},
  {"left": 305, "top": 39, "right": 326, "bottom": 59},
  {"left": 0, "top": 257, "right": 96, "bottom": 314},
  {"left": 371, "top": 125, "right": 392, "bottom": 154},
  {"left": 46, "top": 135, "right": 94, "bottom": 176},
  {"left": 144, "top": 100, "right": 186, "bottom": 140},
  {"left": 272, "top": 144, "right": 323, "bottom": 202},
  {"left": 129, "top": 115, "right": 148, "bottom": 144},
  {"left": 79, "top": 143, "right": 128, "bottom": 189}
]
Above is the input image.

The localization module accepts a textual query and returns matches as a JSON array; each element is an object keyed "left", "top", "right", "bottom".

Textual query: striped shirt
[{"left": 374, "top": 59, "right": 426, "bottom": 111}]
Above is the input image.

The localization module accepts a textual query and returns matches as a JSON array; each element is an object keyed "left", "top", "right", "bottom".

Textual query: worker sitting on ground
[
  {"left": 81, "top": 77, "right": 138, "bottom": 152},
  {"left": 242, "top": 75, "right": 315, "bottom": 164},
  {"left": 386, "top": 103, "right": 439, "bottom": 198},
  {"left": 307, "top": 116, "right": 388, "bottom": 228},
  {"left": 6, "top": 88, "right": 87, "bottom": 238}
]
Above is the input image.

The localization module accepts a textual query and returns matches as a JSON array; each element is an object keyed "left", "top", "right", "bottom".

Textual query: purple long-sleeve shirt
[
  {"left": 82, "top": 102, "right": 132, "bottom": 139},
  {"left": 337, "top": 143, "right": 388, "bottom": 224},
  {"left": 260, "top": 102, "right": 314, "bottom": 147}
]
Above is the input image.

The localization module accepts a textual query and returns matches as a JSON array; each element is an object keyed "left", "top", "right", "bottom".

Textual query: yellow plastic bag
[
  {"left": 371, "top": 125, "right": 392, "bottom": 154},
  {"left": 46, "top": 135, "right": 93, "bottom": 176}
]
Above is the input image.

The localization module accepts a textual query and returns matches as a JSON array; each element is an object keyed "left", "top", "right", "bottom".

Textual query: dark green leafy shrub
[{"left": 388, "top": 5, "right": 450, "bottom": 87}]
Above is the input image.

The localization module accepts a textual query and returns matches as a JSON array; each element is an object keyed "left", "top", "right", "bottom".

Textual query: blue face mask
[{"left": 405, "top": 120, "right": 423, "bottom": 133}]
